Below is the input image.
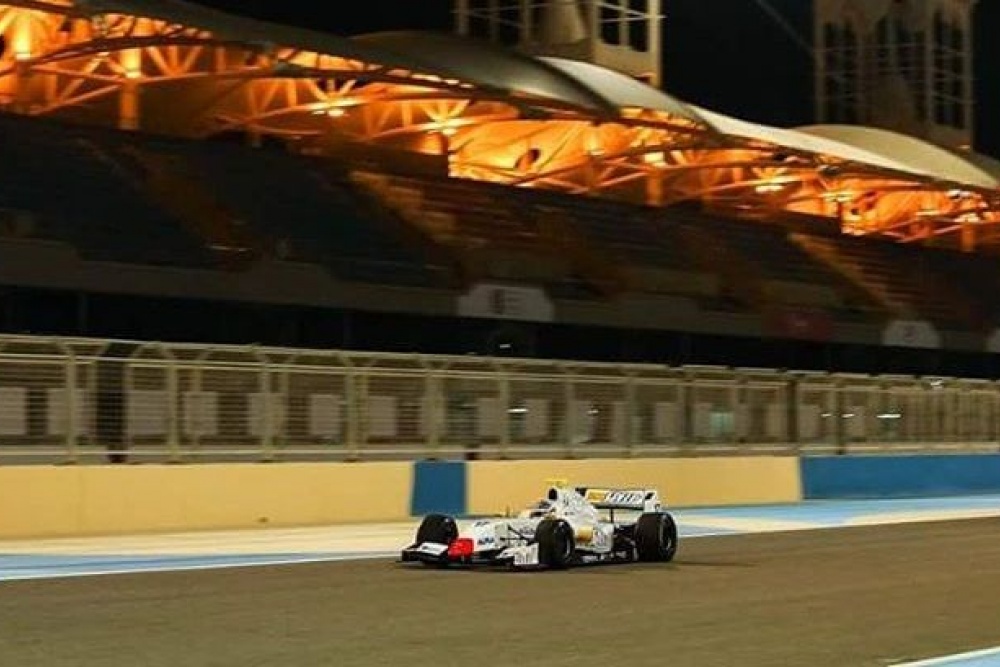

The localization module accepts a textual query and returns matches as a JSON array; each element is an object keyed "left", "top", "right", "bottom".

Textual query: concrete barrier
[
  {"left": 0, "top": 462, "right": 412, "bottom": 539},
  {"left": 801, "top": 454, "right": 1000, "bottom": 499},
  {"left": 464, "top": 457, "right": 803, "bottom": 516},
  {"left": 12, "top": 452, "right": 999, "bottom": 539},
  {"left": 410, "top": 460, "right": 465, "bottom": 516}
]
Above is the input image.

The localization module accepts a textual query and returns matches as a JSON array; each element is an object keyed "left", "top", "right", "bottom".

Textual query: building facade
[{"left": 815, "top": 0, "right": 977, "bottom": 149}]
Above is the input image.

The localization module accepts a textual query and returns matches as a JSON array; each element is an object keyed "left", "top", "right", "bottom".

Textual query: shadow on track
[{"left": 394, "top": 557, "right": 754, "bottom": 575}]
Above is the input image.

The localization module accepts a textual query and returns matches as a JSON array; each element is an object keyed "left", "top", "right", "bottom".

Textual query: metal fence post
[
  {"left": 624, "top": 374, "right": 636, "bottom": 457},
  {"left": 786, "top": 372, "right": 799, "bottom": 454},
  {"left": 834, "top": 379, "right": 846, "bottom": 455},
  {"left": 166, "top": 359, "right": 180, "bottom": 463},
  {"left": 123, "top": 361, "right": 134, "bottom": 460},
  {"left": 344, "top": 371, "right": 368, "bottom": 462},
  {"left": 343, "top": 371, "right": 357, "bottom": 460},
  {"left": 995, "top": 382, "right": 1000, "bottom": 450},
  {"left": 63, "top": 349, "right": 79, "bottom": 464},
  {"left": 730, "top": 379, "right": 741, "bottom": 448},
  {"left": 424, "top": 371, "right": 442, "bottom": 458},
  {"left": 498, "top": 372, "right": 510, "bottom": 459},
  {"left": 563, "top": 372, "right": 575, "bottom": 458},
  {"left": 258, "top": 359, "right": 273, "bottom": 462},
  {"left": 190, "top": 364, "right": 203, "bottom": 454},
  {"left": 357, "top": 372, "right": 370, "bottom": 461},
  {"left": 279, "top": 366, "right": 291, "bottom": 454}
]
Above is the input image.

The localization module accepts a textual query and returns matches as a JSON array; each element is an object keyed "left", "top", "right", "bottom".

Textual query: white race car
[{"left": 400, "top": 481, "right": 678, "bottom": 569}]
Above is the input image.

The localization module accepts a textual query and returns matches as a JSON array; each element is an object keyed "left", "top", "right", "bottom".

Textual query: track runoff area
[{"left": 2, "top": 497, "right": 1000, "bottom": 667}]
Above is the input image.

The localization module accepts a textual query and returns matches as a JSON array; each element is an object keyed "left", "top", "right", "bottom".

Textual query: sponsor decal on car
[
  {"left": 417, "top": 542, "right": 448, "bottom": 556},
  {"left": 604, "top": 490, "right": 645, "bottom": 506},
  {"left": 585, "top": 488, "right": 646, "bottom": 507}
]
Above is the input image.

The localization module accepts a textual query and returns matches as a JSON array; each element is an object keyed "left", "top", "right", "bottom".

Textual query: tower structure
[
  {"left": 814, "top": 0, "right": 977, "bottom": 149},
  {"left": 453, "top": 0, "right": 663, "bottom": 87}
]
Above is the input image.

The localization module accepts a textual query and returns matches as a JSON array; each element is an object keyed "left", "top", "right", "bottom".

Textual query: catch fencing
[{"left": 0, "top": 335, "right": 997, "bottom": 463}]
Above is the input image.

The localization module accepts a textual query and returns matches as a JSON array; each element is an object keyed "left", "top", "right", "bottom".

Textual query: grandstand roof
[
  {"left": 797, "top": 125, "right": 1000, "bottom": 190},
  {"left": 691, "top": 107, "right": 922, "bottom": 177},
  {"left": 84, "top": 0, "right": 430, "bottom": 72},
  {"left": 353, "top": 31, "right": 658, "bottom": 119},
  {"left": 3, "top": 0, "right": 1000, "bottom": 249},
  {"left": 960, "top": 151, "right": 1000, "bottom": 183}
]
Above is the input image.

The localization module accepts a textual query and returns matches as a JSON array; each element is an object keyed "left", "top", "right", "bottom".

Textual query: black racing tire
[
  {"left": 414, "top": 513, "right": 459, "bottom": 567},
  {"left": 535, "top": 518, "right": 575, "bottom": 569},
  {"left": 635, "top": 512, "right": 678, "bottom": 562},
  {"left": 416, "top": 513, "right": 458, "bottom": 545}
]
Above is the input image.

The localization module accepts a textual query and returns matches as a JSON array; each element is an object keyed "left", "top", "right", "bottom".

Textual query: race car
[{"left": 400, "top": 480, "right": 677, "bottom": 570}]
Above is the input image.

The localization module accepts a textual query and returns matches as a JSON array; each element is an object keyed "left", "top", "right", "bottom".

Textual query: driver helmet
[{"left": 524, "top": 499, "right": 557, "bottom": 518}]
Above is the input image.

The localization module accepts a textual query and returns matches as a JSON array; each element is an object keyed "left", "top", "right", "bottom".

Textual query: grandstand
[{"left": 0, "top": 0, "right": 999, "bottom": 376}]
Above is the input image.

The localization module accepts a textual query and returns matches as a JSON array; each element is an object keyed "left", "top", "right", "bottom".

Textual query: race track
[{"left": 2, "top": 517, "right": 1000, "bottom": 667}]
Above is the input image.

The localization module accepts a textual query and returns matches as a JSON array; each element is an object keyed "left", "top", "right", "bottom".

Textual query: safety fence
[{"left": 0, "top": 334, "right": 998, "bottom": 463}]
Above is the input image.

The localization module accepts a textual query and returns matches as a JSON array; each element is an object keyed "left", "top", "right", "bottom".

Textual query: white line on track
[
  {"left": 0, "top": 530, "right": 739, "bottom": 582},
  {"left": 5, "top": 505, "right": 1000, "bottom": 583},
  {"left": 891, "top": 646, "right": 1000, "bottom": 666},
  {"left": 0, "top": 552, "right": 399, "bottom": 582}
]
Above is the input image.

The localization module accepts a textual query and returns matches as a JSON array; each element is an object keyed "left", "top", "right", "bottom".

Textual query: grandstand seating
[
  {"left": 0, "top": 114, "right": 215, "bottom": 268},
  {"left": 130, "top": 138, "right": 454, "bottom": 287},
  {"left": 0, "top": 113, "right": 453, "bottom": 286},
  {"left": 349, "top": 170, "right": 905, "bottom": 320},
  {"left": 667, "top": 215, "right": 887, "bottom": 320},
  {"left": 921, "top": 248, "right": 1000, "bottom": 325},
  {"left": 350, "top": 171, "right": 604, "bottom": 296},
  {"left": 791, "top": 234, "right": 986, "bottom": 329},
  {"left": 0, "top": 110, "right": 996, "bottom": 334}
]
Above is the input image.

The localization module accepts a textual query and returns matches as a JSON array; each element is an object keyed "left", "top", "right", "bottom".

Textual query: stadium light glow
[
  {"left": 754, "top": 182, "right": 787, "bottom": 194},
  {"left": 0, "top": 0, "right": 997, "bottom": 250},
  {"left": 822, "top": 191, "right": 854, "bottom": 204},
  {"left": 643, "top": 151, "right": 666, "bottom": 167}
]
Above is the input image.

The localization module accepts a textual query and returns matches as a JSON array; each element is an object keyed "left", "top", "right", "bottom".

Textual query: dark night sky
[{"left": 194, "top": 0, "right": 1000, "bottom": 160}]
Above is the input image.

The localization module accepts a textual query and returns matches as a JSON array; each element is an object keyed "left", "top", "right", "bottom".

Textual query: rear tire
[
  {"left": 635, "top": 512, "right": 678, "bottom": 562},
  {"left": 535, "top": 518, "right": 575, "bottom": 569}
]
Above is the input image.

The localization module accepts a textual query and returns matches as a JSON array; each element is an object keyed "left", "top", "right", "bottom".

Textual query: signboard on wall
[
  {"left": 882, "top": 319, "right": 940, "bottom": 349},
  {"left": 764, "top": 308, "right": 834, "bottom": 342},
  {"left": 986, "top": 329, "right": 1000, "bottom": 353},
  {"left": 456, "top": 283, "right": 554, "bottom": 322}
]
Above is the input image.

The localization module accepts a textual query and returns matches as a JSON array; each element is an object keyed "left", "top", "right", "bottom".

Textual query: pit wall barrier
[
  {"left": 417, "top": 454, "right": 1000, "bottom": 516},
  {"left": 800, "top": 454, "right": 1000, "bottom": 499},
  {"left": 0, "top": 457, "right": 801, "bottom": 539},
  {"left": 0, "top": 462, "right": 412, "bottom": 539},
  {"left": 6, "top": 454, "right": 1000, "bottom": 540}
]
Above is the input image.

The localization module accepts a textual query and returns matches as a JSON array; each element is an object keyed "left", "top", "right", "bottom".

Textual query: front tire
[
  {"left": 535, "top": 518, "right": 575, "bottom": 569},
  {"left": 416, "top": 513, "right": 459, "bottom": 544},
  {"left": 635, "top": 512, "right": 678, "bottom": 562}
]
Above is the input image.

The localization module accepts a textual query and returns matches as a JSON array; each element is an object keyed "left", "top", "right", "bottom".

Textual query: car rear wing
[{"left": 575, "top": 486, "right": 661, "bottom": 512}]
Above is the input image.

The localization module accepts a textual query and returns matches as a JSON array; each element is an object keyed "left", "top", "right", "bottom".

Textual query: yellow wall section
[
  {"left": 0, "top": 462, "right": 411, "bottom": 539},
  {"left": 467, "top": 457, "right": 802, "bottom": 515}
]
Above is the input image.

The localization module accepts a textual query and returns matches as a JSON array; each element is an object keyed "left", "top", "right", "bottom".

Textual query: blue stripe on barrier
[
  {"left": 801, "top": 454, "right": 1000, "bottom": 499},
  {"left": 411, "top": 460, "right": 467, "bottom": 516}
]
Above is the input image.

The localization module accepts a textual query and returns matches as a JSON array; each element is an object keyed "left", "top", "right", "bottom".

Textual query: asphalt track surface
[{"left": 2, "top": 518, "right": 1000, "bottom": 667}]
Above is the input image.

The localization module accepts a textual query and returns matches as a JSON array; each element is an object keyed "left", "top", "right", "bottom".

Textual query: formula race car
[{"left": 400, "top": 481, "right": 677, "bottom": 570}]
